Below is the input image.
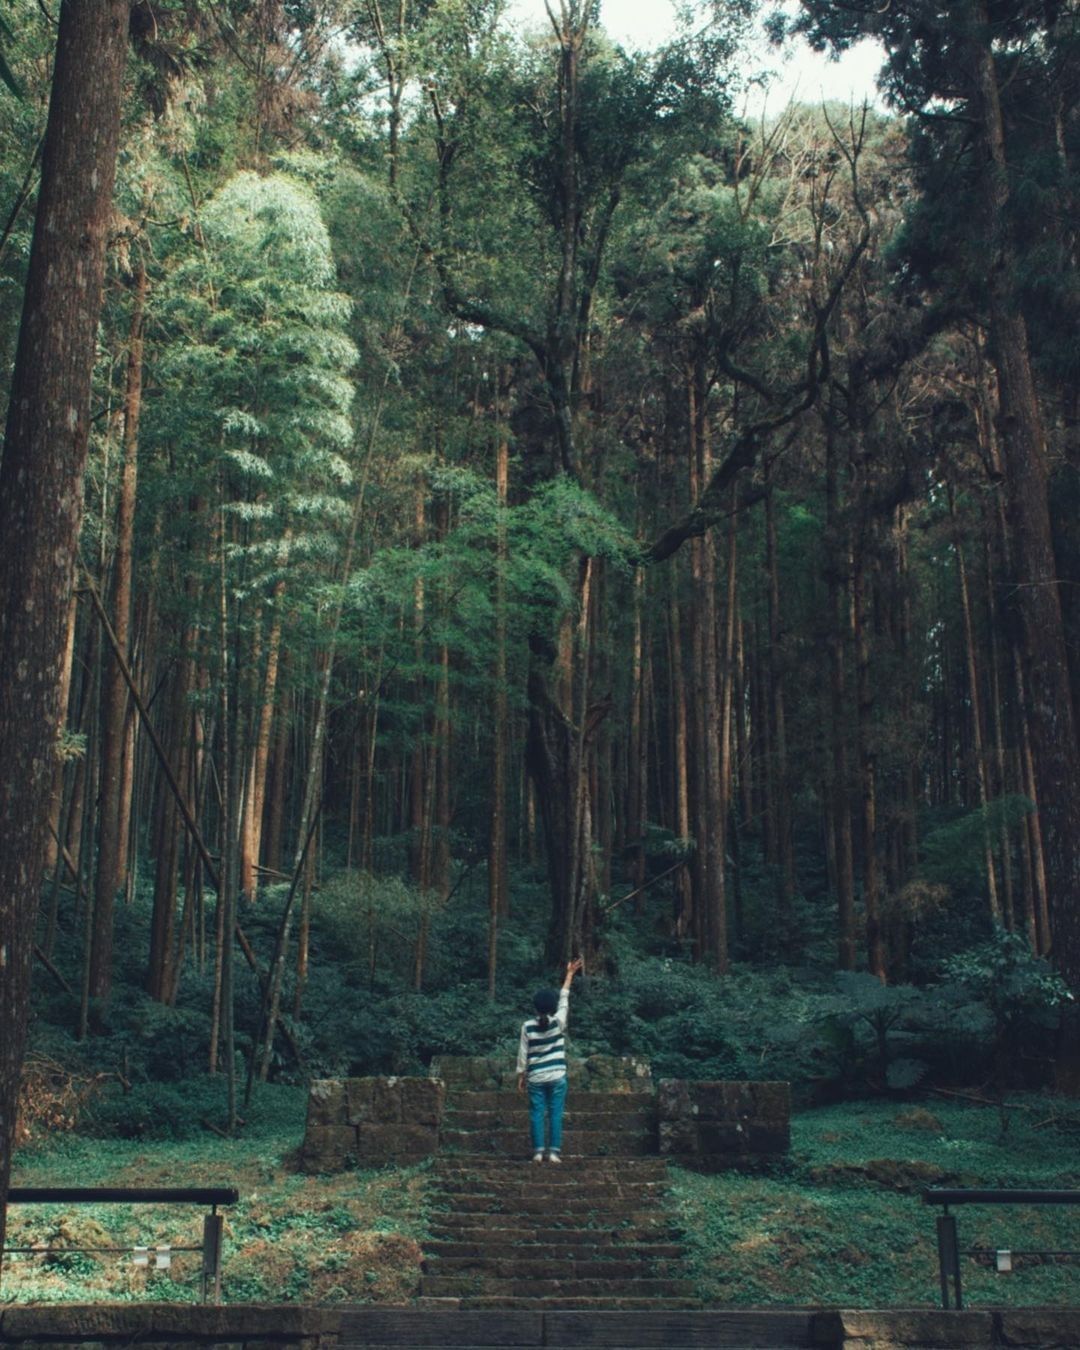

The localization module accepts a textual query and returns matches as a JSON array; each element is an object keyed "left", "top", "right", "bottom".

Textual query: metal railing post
[
  {"left": 936, "top": 1211, "right": 962, "bottom": 1309},
  {"left": 201, "top": 1210, "right": 224, "bottom": 1304}
]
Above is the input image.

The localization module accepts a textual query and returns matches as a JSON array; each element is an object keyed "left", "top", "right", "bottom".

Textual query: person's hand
[
  {"left": 563, "top": 956, "right": 584, "bottom": 988},
  {"left": 516, "top": 1074, "right": 525, "bottom": 1095}
]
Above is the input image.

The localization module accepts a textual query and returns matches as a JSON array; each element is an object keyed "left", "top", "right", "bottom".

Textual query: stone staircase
[
  {"left": 438, "top": 1088, "right": 657, "bottom": 1157},
  {"left": 422, "top": 1088, "right": 698, "bottom": 1309}
]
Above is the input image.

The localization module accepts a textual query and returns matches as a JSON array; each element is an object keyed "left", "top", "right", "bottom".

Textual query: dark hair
[{"left": 533, "top": 987, "right": 558, "bottom": 1033}]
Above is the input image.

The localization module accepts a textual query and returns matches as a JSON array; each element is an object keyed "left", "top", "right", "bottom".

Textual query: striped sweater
[{"left": 516, "top": 987, "right": 570, "bottom": 1084}]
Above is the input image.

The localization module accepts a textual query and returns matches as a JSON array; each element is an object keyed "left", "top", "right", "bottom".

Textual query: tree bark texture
[
  {"left": 91, "top": 261, "right": 147, "bottom": 1005},
  {"left": 0, "top": 0, "right": 129, "bottom": 1259}
]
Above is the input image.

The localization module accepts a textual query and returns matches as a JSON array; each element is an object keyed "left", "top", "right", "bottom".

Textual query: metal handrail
[
  {"left": 923, "top": 1187, "right": 1080, "bottom": 1309},
  {"left": 5, "top": 1185, "right": 238, "bottom": 1302}
]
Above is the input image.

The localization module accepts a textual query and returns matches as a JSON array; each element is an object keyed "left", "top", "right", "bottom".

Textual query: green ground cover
[
  {"left": 673, "top": 1096, "right": 1080, "bottom": 1306},
  {"left": 6, "top": 1090, "right": 1079, "bottom": 1307},
  {"left": 5, "top": 1086, "right": 427, "bottom": 1305}
]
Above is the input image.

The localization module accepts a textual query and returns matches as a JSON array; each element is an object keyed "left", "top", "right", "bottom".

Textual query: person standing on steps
[{"left": 516, "top": 957, "right": 584, "bottom": 1163}]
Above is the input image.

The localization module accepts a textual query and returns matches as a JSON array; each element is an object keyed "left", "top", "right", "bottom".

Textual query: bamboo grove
[{"left": 2, "top": 0, "right": 1080, "bottom": 1165}]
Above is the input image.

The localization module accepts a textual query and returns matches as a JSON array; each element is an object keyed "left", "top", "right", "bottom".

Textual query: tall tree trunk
[
  {"left": 90, "top": 261, "right": 147, "bottom": 1006},
  {"left": 853, "top": 536, "right": 885, "bottom": 978},
  {"left": 240, "top": 567, "right": 287, "bottom": 900},
  {"left": 764, "top": 458, "right": 795, "bottom": 934},
  {"left": 488, "top": 433, "right": 509, "bottom": 996},
  {"left": 147, "top": 593, "right": 198, "bottom": 1002},
  {"left": 668, "top": 561, "right": 692, "bottom": 939},
  {"left": 0, "top": 0, "right": 129, "bottom": 1258},
  {"left": 966, "top": 6, "right": 1080, "bottom": 1014},
  {"left": 45, "top": 592, "right": 79, "bottom": 880},
  {"left": 950, "top": 485, "right": 1001, "bottom": 923},
  {"left": 627, "top": 566, "right": 647, "bottom": 893},
  {"left": 825, "top": 414, "right": 856, "bottom": 969}
]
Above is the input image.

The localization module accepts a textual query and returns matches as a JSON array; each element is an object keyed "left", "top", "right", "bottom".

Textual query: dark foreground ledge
[{"left": 3, "top": 1305, "right": 1080, "bottom": 1348}]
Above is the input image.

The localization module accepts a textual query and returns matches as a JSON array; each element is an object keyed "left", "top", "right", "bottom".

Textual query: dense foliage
[{"left": 1, "top": 0, "right": 1079, "bottom": 1147}]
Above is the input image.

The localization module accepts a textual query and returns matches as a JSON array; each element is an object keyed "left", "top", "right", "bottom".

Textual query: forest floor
[{"left": 5, "top": 1087, "right": 1080, "bottom": 1307}]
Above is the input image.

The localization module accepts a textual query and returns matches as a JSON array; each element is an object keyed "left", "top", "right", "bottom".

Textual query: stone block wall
[
  {"left": 300, "top": 1066, "right": 790, "bottom": 1171},
  {"left": 429, "top": 1053, "right": 653, "bottom": 1092},
  {"left": 300, "top": 1077, "right": 444, "bottom": 1172},
  {"left": 657, "top": 1079, "right": 790, "bottom": 1168}
]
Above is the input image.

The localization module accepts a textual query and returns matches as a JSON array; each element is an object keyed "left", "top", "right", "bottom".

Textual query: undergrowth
[
  {"left": 5, "top": 1085, "right": 427, "bottom": 1305},
  {"left": 671, "top": 1096, "right": 1080, "bottom": 1307}
]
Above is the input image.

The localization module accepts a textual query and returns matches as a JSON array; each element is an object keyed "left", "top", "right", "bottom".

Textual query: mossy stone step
[
  {"left": 430, "top": 1211, "right": 680, "bottom": 1234},
  {"left": 430, "top": 1194, "right": 666, "bottom": 1217},
  {"left": 440, "top": 1129, "right": 656, "bottom": 1155},
  {"left": 434, "top": 1152, "right": 666, "bottom": 1165},
  {"left": 423, "top": 1257, "right": 685, "bottom": 1279},
  {"left": 420, "top": 1275, "right": 696, "bottom": 1298},
  {"left": 425, "top": 1240, "right": 685, "bottom": 1260},
  {"left": 432, "top": 1182, "right": 666, "bottom": 1203},
  {"left": 454, "top": 1296, "right": 703, "bottom": 1310},
  {"left": 427, "top": 1225, "right": 683, "bottom": 1246}
]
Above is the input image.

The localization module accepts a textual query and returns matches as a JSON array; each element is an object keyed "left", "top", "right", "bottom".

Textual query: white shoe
[
  {"left": 532, "top": 1151, "right": 544, "bottom": 1163},
  {"left": 548, "top": 1152, "right": 561, "bottom": 1163}
]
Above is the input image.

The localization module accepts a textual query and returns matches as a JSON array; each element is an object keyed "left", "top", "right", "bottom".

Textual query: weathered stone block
[
  {"left": 998, "top": 1308, "right": 1080, "bottom": 1346},
  {"left": 0, "top": 1304, "right": 338, "bottom": 1343},
  {"left": 745, "top": 1121, "right": 790, "bottom": 1153},
  {"left": 356, "top": 1122, "right": 438, "bottom": 1158},
  {"left": 305, "top": 1079, "right": 346, "bottom": 1127},
  {"left": 345, "top": 1076, "right": 401, "bottom": 1123},
  {"left": 581, "top": 1054, "right": 654, "bottom": 1092},
  {"left": 658, "top": 1117, "right": 697, "bottom": 1155},
  {"left": 301, "top": 1123, "right": 357, "bottom": 1172},
  {"left": 686, "top": 1082, "right": 749, "bottom": 1118},
  {"left": 344, "top": 1078, "right": 373, "bottom": 1123},
  {"left": 401, "top": 1076, "right": 444, "bottom": 1125},
  {"left": 830, "top": 1308, "right": 993, "bottom": 1346},
  {"left": 656, "top": 1079, "right": 692, "bottom": 1121},
  {"left": 697, "top": 1121, "right": 751, "bottom": 1153},
  {"left": 752, "top": 1081, "right": 792, "bottom": 1118}
]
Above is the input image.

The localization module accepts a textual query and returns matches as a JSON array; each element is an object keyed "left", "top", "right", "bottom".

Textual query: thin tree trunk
[
  {"left": 825, "top": 413, "right": 856, "bottom": 970},
  {"left": 90, "top": 261, "right": 147, "bottom": 1005},
  {"left": 668, "top": 561, "right": 692, "bottom": 939},
  {"left": 950, "top": 485, "right": 1001, "bottom": 923},
  {"left": 853, "top": 538, "right": 885, "bottom": 978},
  {"left": 488, "top": 432, "right": 509, "bottom": 997},
  {"left": 241, "top": 566, "right": 287, "bottom": 900}
]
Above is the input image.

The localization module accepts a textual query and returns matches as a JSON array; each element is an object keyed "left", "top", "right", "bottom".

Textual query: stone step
[
  {"left": 427, "top": 1225, "right": 683, "bottom": 1246},
  {"left": 433, "top": 1158, "right": 668, "bottom": 1177},
  {"left": 425, "top": 1240, "right": 685, "bottom": 1260},
  {"left": 439, "top": 1129, "right": 656, "bottom": 1155},
  {"left": 420, "top": 1275, "right": 697, "bottom": 1299},
  {"left": 338, "top": 1307, "right": 829, "bottom": 1343},
  {"left": 445, "top": 1091, "right": 653, "bottom": 1112},
  {"left": 429, "top": 1212, "right": 680, "bottom": 1236},
  {"left": 429, "top": 1193, "right": 666, "bottom": 1216},
  {"left": 432, "top": 1177, "right": 666, "bottom": 1197},
  {"left": 455, "top": 1296, "right": 704, "bottom": 1310},
  {"left": 423, "top": 1256, "right": 685, "bottom": 1279},
  {"left": 443, "top": 1110, "right": 655, "bottom": 1132}
]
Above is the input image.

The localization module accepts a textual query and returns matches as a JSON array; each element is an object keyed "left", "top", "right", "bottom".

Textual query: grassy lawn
[
  {"left": 5, "top": 1086, "right": 427, "bottom": 1305},
  {"left": 672, "top": 1096, "right": 1080, "bottom": 1307},
  {"left": 6, "top": 1088, "right": 1080, "bottom": 1308}
]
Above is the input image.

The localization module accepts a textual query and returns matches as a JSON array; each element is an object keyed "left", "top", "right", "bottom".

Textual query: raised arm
[{"left": 562, "top": 957, "right": 583, "bottom": 991}]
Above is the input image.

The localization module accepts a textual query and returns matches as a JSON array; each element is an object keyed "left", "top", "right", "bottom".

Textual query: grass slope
[
  {"left": 5, "top": 1086, "right": 426, "bottom": 1305},
  {"left": 673, "top": 1096, "right": 1080, "bottom": 1307},
  {"left": 6, "top": 1090, "right": 1080, "bottom": 1308}
]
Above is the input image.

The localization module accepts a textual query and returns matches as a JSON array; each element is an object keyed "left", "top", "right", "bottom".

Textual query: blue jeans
[{"left": 527, "top": 1076, "right": 568, "bottom": 1154}]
